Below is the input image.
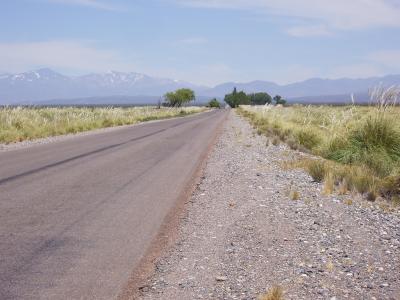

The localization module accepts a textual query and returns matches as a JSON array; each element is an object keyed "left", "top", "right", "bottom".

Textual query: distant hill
[
  {"left": 0, "top": 69, "right": 206, "bottom": 104},
  {"left": 205, "top": 76, "right": 400, "bottom": 101},
  {"left": 1, "top": 68, "right": 399, "bottom": 105}
]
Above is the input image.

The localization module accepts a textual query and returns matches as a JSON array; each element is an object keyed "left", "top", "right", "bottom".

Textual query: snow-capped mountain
[
  {"left": 78, "top": 71, "right": 149, "bottom": 87},
  {"left": 1, "top": 68, "right": 400, "bottom": 105},
  {"left": 2, "top": 68, "right": 69, "bottom": 83},
  {"left": 0, "top": 69, "right": 205, "bottom": 104}
]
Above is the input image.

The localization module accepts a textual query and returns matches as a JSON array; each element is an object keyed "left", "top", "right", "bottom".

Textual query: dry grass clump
[
  {"left": 306, "top": 160, "right": 327, "bottom": 182},
  {"left": 291, "top": 158, "right": 387, "bottom": 202},
  {"left": 338, "top": 179, "right": 349, "bottom": 195},
  {"left": 343, "top": 199, "right": 353, "bottom": 205},
  {"left": 0, "top": 106, "right": 205, "bottom": 144},
  {"left": 323, "top": 172, "right": 335, "bottom": 195},
  {"left": 238, "top": 86, "right": 400, "bottom": 203},
  {"left": 259, "top": 286, "right": 284, "bottom": 300},
  {"left": 302, "top": 159, "right": 368, "bottom": 191},
  {"left": 289, "top": 190, "right": 300, "bottom": 200}
]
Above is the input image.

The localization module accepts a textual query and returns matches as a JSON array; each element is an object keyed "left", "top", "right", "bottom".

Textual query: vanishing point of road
[{"left": 0, "top": 109, "right": 228, "bottom": 299}]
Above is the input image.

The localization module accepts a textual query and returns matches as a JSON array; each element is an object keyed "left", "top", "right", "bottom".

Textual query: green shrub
[
  {"left": 328, "top": 116, "right": 400, "bottom": 176},
  {"left": 295, "top": 128, "right": 321, "bottom": 150},
  {"left": 207, "top": 98, "right": 221, "bottom": 108}
]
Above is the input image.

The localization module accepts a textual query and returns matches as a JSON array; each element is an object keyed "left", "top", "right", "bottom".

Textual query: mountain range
[{"left": 1, "top": 68, "right": 399, "bottom": 105}]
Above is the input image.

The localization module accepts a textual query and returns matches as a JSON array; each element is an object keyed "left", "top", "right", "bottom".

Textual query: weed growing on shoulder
[
  {"left": 338, "top": 179, "right": 349, "bottom": 195},
  {"left": 259, "top": 286, "right": 284, "bottom": 300},
  {"left": 289, "top": 190, "right": 300, "bottom": 200},
  {"left": 343, "top": 199, "right": 353, "bottom": 206},
  {"left": 323, "top": 172, "right": 335, "bottom": 195},
  {"left": 306, "top": 160, "right": 326, "bottom": 182},
  {"left": 271, "top": 136, "right": 280, "bottom": 146}
]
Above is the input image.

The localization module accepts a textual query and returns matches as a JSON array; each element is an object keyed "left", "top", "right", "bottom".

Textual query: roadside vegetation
[
  {"left": 238, "top": 85, "right": 400, "bottom": 204},
  {"left": 0, "top": 106, "right": 205, "bottom": 144}
]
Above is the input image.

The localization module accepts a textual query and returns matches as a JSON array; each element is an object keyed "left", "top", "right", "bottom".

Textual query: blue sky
[{"left": 1, "top": 0, "right": 400, "bottom": 86}]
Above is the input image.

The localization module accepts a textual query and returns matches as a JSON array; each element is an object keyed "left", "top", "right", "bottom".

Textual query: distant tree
[
  {"left": 164, "top": 88, "right": 195, "bottom": 107},
  {"left": 236, "top": 91, "right": 250, "bottom": 105},
  {"left": 207, "top": 98, "right": 221, "bottom": 108},
  {"left": 224, "top": 93, "right": 234, "bottom": 108},
  {"left": 224, "top": 87, "right": 250, "bottom": 108},
  {"left": 249, "top": 92, "right": 272, "bottom": 105},
  {"left": 273, "top": 95, "right": 287, "bottom": 106}
]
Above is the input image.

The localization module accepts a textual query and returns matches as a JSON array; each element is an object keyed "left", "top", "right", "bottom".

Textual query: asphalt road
[{"left": 0, "top": 109, "right": 227, "bottom": 299}]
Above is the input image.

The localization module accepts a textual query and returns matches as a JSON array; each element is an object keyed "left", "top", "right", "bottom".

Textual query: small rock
[
  {"left": 216, "top": 276, "right": 227, "bottom": 281},
  {"left": 380, "top": 283, "right": 389, "bottom": 288}
]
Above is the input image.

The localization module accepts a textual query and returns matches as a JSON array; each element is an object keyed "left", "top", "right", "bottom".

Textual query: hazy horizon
[{"left": 3, "top": 67, "right": 400, "bottom": 88}]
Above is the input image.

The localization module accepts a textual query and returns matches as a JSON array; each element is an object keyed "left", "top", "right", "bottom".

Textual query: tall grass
[
  {"left": 239, "top": 86, "right": 400, "bottom": 202},
  {"left": 0, "top": 106, "right": 205, "bottom": 144}
]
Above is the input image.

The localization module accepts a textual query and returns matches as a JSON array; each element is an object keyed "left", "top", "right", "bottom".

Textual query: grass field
[
  {"left": 0, "top": 106, "right": 206, "bottom": 144},
  {"left": 238, "top": 89, "right": 400, "bottom": 203}
]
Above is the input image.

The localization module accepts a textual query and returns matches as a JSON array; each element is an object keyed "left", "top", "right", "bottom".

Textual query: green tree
[
  {"left": 249, "top": 92, "right": 272, "bottom": 105},
  {"left": 224, "top": 88, "right": 250, "bottom": 108},
  {"left": 236, "top": 91, "right": 250, "bottom": 105},
  {"left": 164, "top": 88, "right": 195, "bottom": 107},
  {"left": 273, "top": 95, "right": 287, "bottom": 106},
  {"left": 207, "top": 98, "right": 221, "bottom": 108}
]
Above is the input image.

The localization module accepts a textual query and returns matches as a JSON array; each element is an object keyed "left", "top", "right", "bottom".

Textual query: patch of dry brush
[
  {"left": 239, "top": 86, "right": 400, "bottom": 204},
  {"left": 0, "top": 106, "right": 205, "bottom": 144}
]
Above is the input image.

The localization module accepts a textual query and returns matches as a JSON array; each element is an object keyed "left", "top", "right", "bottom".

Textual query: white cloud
[
  {"left": 286, "top": 25, "right": 331, "bottom": 37},
  {"left": 177, "top": 0, "right": 400, "bottom": 34},
  {"left": 0, "top": 40, "right": 136, "bottom": 74},
  {"left": 44, "top": 0, "right": 121, "bottom": 11}
]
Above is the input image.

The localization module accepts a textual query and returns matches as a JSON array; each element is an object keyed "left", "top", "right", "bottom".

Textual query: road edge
[{"left": 117, "top": 110, "right": 229, "bottom": 300}]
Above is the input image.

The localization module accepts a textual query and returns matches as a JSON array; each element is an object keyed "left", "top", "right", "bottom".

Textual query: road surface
[{"left": 0, "top": 109, "right": 227, "bottom": 299}]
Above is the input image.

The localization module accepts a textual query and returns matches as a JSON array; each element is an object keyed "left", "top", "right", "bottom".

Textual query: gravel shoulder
[{"left": 139, "top": 110, "right": 400, "bottom": 300}]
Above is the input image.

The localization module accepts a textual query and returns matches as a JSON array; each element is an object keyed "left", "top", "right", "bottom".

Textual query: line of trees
[
  {"left": 162, "top": 87, "right": 286, "bottom": 108},
  {"left": 162, "top": 89, "right": 223, "bottom": 109},
  {"left": 224, "top": 87, "right": 286, "bottom": 108}
]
